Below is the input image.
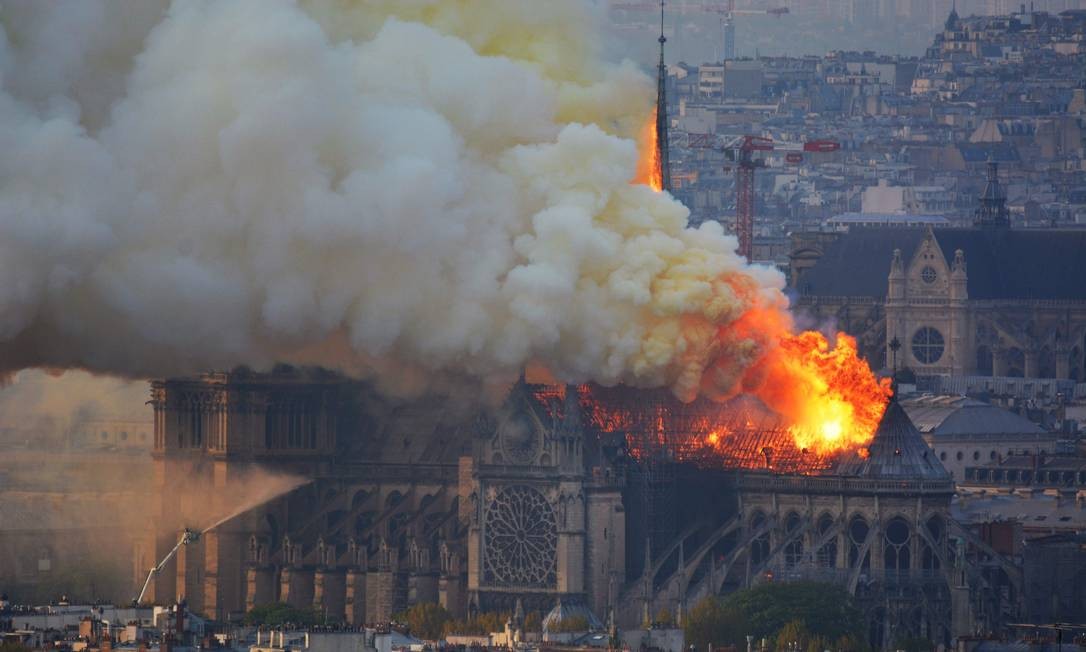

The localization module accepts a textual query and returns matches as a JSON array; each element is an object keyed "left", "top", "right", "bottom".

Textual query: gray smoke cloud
[{"left": 0, "top": 0, "right": 787, "bottom": 401}]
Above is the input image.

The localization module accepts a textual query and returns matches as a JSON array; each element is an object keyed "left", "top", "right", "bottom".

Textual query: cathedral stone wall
[{"left": 146, "top": 374, "right": 627, "bottom": 625}]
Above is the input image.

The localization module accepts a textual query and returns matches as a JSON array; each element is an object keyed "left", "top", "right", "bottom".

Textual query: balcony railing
[{"left": 736, "top": 473, "right": 955, "bottom": 495}]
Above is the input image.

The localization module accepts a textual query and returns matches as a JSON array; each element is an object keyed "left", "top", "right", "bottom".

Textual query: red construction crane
[{"left": 710, "top": 135, "right": 839, "bottom": 260}]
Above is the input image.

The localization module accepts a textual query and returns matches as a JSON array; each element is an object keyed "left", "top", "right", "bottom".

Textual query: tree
[
  {"left": 443, "top": 611, "right": 509, "bottom": 636},
  {"left": 654, "top": 607, "right": 674, "bottom": 627},
  {"left": 833, "top": 633, "right": 870, "bottom": 652},
  {"left": 245, "top": 602, "right": 324, "bottom": 627},
  {"left": 524, "top": 610, "right": 543, "bottom": 633},
  {"left": 550, "top": 614, "right": 590, "bottom": 633},
  {"left": 891, "top": 636, "right": 932, "bottom": 652},
  {"left": 774, "top": 619, "right": 811, "bottom": 652},
  {"left": 722, "top": 582, "right": 864, "bottom": 644},
  {"left": 684, "top": 596, "right": 746, "bottom": 650},
  {"left": 395, "top": 603, "right": 452, "bottom": 640}
]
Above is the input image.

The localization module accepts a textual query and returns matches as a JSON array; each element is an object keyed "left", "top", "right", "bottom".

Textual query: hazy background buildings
[{"left": 604, "top": 0, "right": 1086, "bottom": 63}]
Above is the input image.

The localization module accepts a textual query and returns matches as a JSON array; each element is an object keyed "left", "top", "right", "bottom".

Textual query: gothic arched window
[
  {"left": 749, "top": 510, "right": 770, "bottom": 567},
  {"left": 848, "top": 516, "right": 870, "bottom": 570},
  {"left": 884, "top": 518, "right": 911, "bottom": 572},
  {"left": 816, "top": 513, "right": 837, "bottom": 568},
  {"left": 783, "top": 512, "right": 804, "bottom": 568}
]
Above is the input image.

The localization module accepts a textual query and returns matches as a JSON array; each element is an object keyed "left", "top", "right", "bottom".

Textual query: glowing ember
[{"left": 633, "top": 108, "right": 663, "bottom": 192}]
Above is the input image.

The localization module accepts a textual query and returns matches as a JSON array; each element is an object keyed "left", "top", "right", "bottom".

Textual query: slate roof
[
  {"left": 901, "top": 395, "right": 1045, "bottom": 436},
  {"left": 953, "top": 492, "right": 1086, "bottom": 531},
  {"left": 799, "top": 226, "right": 1086, "bottom": 301},
  {"left": 835, "top": 400, "right": 951, "bottom": 480},
  {"left": 957, "top": 141, "right": 1020, "bottom": 163}
]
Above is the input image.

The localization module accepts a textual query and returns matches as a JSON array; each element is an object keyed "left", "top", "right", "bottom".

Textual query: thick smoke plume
[{"left": 0, "top": 0, "right": 787, "bottom": 402}]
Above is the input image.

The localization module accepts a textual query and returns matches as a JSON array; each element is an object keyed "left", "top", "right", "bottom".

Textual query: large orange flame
[
  {"left": 708, "top": 282, "right": 893, "bottom": 457},
  {"left": 757, "top": 332, "right": 892, "bottom": 456},
  {"left": 633, "top": 108, "right": 663, "bottom": 192}
]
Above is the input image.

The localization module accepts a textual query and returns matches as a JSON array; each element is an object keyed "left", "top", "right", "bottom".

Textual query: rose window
[
  {"left": 483, "top": 485, "right": 557, "bottom": 587},
  {"left": 912, "top": 326, "right": 945, "bottom": 364}
]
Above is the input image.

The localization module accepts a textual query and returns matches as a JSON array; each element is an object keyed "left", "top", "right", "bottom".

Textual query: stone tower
[{"left": 467, "top": 383, "right": 624, "bottom": 617}]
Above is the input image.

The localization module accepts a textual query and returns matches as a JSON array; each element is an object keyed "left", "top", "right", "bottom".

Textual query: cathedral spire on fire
[{"left": 656, "top": 0, "right": 672, "bottom": 192}]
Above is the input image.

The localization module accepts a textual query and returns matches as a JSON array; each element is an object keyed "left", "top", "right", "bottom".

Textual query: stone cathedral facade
[{"left": 466, "top": 388, "right": 625, "bottom": 617}]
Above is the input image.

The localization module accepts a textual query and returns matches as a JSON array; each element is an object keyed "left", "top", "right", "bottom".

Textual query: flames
[
  {"left": 629, "top": 110, "right": 892, "bottom": 461},
  {"left": 756, "top": 332, "right": 892, "bottom": 457},
  {"left": 533, "top": 384, "right": 842, "bottom": 474},
  {"left": 634, "top": 108, "right": 664, "bottom": 192}
]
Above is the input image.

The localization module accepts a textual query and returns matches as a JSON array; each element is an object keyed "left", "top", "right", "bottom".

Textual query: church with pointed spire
[{"left": 791, "top": 162, "right": 1086, "bottom": 381}]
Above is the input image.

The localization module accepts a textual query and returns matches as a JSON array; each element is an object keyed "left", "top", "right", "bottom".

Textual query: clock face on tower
[{"left": 499, "top": 411, "right": 540, "bottom": 465}]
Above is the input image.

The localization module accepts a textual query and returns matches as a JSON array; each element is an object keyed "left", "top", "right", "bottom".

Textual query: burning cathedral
[
  {"left": 137, "top": 10, "right": 1010, "bottom": 649},
  {"left": 143, "top": 369, "right": 1013, "bottom": 649}
]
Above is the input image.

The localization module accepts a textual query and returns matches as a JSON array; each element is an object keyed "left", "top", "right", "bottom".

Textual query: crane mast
[{"left": 716, "top": 135, "right": 840, "bottom": 260}]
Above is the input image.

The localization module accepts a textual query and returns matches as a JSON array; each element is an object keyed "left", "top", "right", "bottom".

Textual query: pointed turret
[
  {"left": 945, "top": 1, "right": 960, "bottom": 31},
  {"left": 655, "top": 0, "right": 672, "bottom": 192},
  {"left": 835, "top": 397, "right": 950, "bottom": 480},
  {"left": 950, "top": 248, "right": 968, "bottom": 301},
  {"left": 973, "top": 158, "right": 1010, "bottom": 228},
  {"left": 888, "top": 247, "right": 905, "bottom": 301},
  {"left": 514, "top": 598, "right": 525, "bottom": 628}
]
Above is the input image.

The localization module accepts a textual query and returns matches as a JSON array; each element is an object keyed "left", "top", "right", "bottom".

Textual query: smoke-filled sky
[{"left": 0, "top": 0, "right": 788, "bottom": 401}]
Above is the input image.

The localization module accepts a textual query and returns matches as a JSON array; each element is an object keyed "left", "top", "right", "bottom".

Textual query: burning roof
[
  {"left": 525, "top": 382, "right": 948, "bottom": 482},
  {"left": 527, "top": 383, "right": 839, "bottom": 475}
]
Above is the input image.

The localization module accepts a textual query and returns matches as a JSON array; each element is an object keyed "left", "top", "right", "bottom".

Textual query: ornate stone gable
[{"left": 905, "top": 228, "right": 951, "bottom": 300}]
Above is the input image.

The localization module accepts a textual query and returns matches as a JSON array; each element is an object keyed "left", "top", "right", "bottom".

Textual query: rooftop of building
[
  {"left": 825, "top": 213, "right": 950, "bottom": 226},
  {"left": 952, "top": 490, "right": 1086, "bottom": 531},
  {"left": 969, "top": 453, "right": 1086, "bottom": 472},
  {"left": 798, "top": 225, "right": 1086, "bottom": 300},
  {"left": 900, "top": 394, "right": 1047, "bottom": 437}
]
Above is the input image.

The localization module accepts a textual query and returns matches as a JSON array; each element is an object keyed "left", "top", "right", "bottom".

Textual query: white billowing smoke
[{"left": 0, "top": 0, "right": 787, "bottom": 400}]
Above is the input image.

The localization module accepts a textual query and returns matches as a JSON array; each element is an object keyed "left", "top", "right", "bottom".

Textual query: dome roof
[
  {"left": 835, "top": 400, "right": 951, "bottom": 480},
  {"left": 542, "top": 598, "right": 604, "bottom": 634},
  {"left": 902, "top": 395, "right": 1044, "bottom": 437}
]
